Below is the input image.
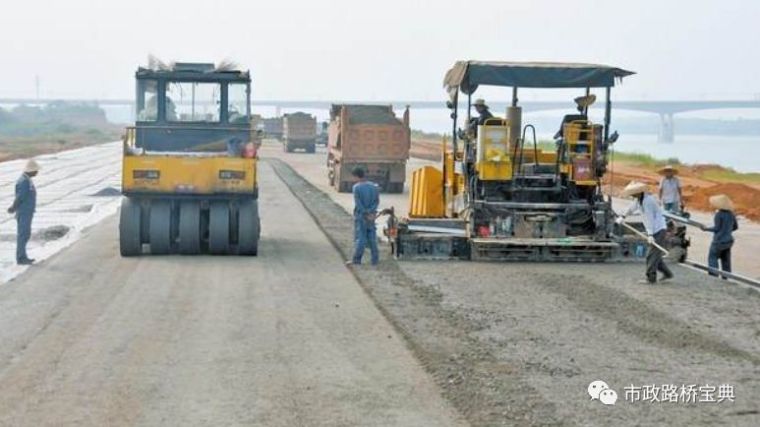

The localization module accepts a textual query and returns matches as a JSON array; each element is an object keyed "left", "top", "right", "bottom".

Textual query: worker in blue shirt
[
  {"left": 348, "top": 166, "right": 379, "bottom": 266},
  {"left": 701, "top": 194, "right": 738, "bottom": 279},
  {"left": 617, "top": 181, "right": 674, "bottom": 284},
  {"left": 7, "top": 160, "right": 40, "bottom": 265}
]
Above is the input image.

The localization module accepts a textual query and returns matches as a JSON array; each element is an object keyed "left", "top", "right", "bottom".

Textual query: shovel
[{"left": 617, "top": 220, "right": 670, "bottom": 255}]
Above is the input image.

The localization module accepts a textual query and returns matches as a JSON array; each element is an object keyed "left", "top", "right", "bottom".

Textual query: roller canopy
[{"left": 444, "top": 61, "right": 635, "bottom": 94}]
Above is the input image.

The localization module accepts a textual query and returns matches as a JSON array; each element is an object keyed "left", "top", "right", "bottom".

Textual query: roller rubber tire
[
  {"left": 237, "top": 200, "right": 260, "bottom": 256},
  {"left": 209, "top": 202, "right": 231, "bottom": 254},
  {"left": 149, "top": 201, "right": 172, "bottom": 255},
  {"left": 178, "top": 201, "right": 201, "bottom": 255},
  {"left": 119, "top": 197, "right": 142, "bottom": 256}
]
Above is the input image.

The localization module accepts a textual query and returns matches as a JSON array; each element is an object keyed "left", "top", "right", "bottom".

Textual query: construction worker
[
  {"left": 6, "top": 160, "right": 40, "bottom": 265},
  {"left": 658, "top": 165, "right": 683, "bottom": 213},
  {"left": 348, "top": 166, "right": 379, "bottom": 266},
  {"left": 468, "top": 99, "right": 493, "bottom": 136},
  {"left": 554, "top": 94, "right": 596, "bottom": 139},
  {"left": 701, "top": 194, "right": 738, "bottom": 279},
  {"left": 616, "top": 181, "right": 674, "bottom": 284}
]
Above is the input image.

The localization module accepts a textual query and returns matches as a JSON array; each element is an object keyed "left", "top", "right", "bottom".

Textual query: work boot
[
  {"left": 660, "top": 274, "right": 674, "bottom": 283},
  {"left": 17, "top": 258, "right": 35, "bottom": 265}
]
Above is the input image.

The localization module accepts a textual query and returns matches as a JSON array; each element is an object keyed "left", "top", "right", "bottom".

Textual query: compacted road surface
[{"left": 0, "top": 162, "right": 462, "bottom": 427}]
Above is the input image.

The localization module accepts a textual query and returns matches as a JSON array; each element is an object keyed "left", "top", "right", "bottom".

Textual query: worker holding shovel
[{"left": 616, "top": 181, "right": 674, "bottom": 284}]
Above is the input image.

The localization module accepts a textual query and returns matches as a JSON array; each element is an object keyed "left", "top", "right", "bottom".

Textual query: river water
[{"left": 96, "top": 104, "right": 758, "bottom": 173}]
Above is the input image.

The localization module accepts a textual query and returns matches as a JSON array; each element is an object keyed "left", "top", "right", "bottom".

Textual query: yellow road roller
[{"left": 120, "top": 61, "right": 260, "bottom": 256}]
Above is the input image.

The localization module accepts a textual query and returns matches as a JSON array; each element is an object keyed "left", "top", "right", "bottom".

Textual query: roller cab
[{"left": 119, "top": 61, "right": 260, "bottom": 256}]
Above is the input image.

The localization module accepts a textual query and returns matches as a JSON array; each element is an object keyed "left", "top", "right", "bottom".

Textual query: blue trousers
[
  {"left": 708, "top": 242, "right": 732, "bottom": 279},
  {"left": 352, "top": 217, "right": 378, "bottom": 265},
  {"left": 16, "top": 213, "right": 33, "bottom": 263}
]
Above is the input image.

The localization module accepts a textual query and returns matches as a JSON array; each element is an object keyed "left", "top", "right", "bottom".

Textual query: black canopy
[{"left": 444, "top": 61, "right": 635, "bottom": 94}]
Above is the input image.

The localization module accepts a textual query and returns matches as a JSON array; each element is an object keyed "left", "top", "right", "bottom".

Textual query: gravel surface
[
  {"left": 270, "top": 156, "right": 760, "bottom": 426},
  {"left": 0, "top": 162, "right": 463, "bottom": 427}
]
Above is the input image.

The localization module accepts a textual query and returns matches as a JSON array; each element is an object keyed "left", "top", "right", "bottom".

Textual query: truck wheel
[
  {"left": 338, "top": 181, "right": 353, "bottom": 193},
  {"left": 389, "top": 183, "right": 405, "bottom": 194}
]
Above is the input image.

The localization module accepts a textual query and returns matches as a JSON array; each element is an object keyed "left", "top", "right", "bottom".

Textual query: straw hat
[
  {"left": 473, "top": 98, "right": 489, "bottom": 108},
  {"left": 658, "top": 165, "right": 678, "bottom": 175},
  {"left": 709, "top": 194, "right": 734, "bottom": 211},
  {"left": 24, "top": 160, "right": 40, "bottom": 173},
  {"left": 620, "top": 181, "right": 649, "bottom": 197},
  {"left": 574, "top": 94, "right": 597, "bottom": 108}
]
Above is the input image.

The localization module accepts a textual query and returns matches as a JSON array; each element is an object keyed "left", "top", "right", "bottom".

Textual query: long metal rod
[
  {"left": 663, "top": 211, "right": 706, "bottom": 228},
  {"left": 683, "top": 260, "right": 760, "bottom": 288},
  {"left": 619, "top": 221, "right": 669, "bottom": 254}
]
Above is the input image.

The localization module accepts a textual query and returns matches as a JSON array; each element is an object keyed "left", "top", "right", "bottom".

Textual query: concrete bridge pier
[{"left": 658, "top": 112, "right": 675, "bottom": 143}]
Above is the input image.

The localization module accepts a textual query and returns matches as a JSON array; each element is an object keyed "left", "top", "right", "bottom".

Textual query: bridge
[{"left": 3, "top": 98, "right": 760, "bottom": 143}]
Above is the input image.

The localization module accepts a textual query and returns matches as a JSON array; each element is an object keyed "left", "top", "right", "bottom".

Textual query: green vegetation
[{"left": 0, "top": 102, "right": 121, "bottom": 161}]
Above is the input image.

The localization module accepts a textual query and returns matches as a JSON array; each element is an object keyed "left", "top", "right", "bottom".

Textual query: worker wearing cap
[
  {"left": 701, "top": 194, "right": 738, "bottom": 279},
  {"left": 616, "top": 181, "right": 674, "bottom": 283},
  {"left": 348, "top": 166, "right": 379, "bottom": 266},
  {"left": 658, "top": 165, "right": 683, "bottom": 213},
  {"left": 468, "top": 99, "right": 494, "bottom": 136},
  {"left": 6, "top": 160, "right": 40, "bottom": 265}
]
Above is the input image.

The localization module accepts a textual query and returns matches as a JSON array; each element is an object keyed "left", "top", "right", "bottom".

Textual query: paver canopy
[{"left": 444, "top": 61, "right": 635, "bottom": 94}]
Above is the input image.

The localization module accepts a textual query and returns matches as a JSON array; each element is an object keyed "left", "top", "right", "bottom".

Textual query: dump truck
[
  {"left": 120, "top": 61, "right": 260, "bottom": 256},
  {"left": 316, "top": 121, "right": 329, "bottom": 146},
  {"left": 262, "top": 117, "right": 283, "bottom": 140},
  {"left": 327, "top": 104, "right": 410, "bottom": 193},
  {"left": 283, "top": 112, "right": 317, "bottom": 153},
  {"left": 396, "top": 60, "right": 689, "bottom": 262}
]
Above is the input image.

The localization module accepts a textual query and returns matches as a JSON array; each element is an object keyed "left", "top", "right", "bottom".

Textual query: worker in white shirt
[
  {"left": 658, "top": 165, "right": 683, "bottom": 213},
  {"left": 616, "top": 181, "right": 674, "bottom": 284}
]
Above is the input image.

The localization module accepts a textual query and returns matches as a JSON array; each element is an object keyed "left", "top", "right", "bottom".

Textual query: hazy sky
[{"left": 1, "top": 0, "right": 758, "bottom": 101}]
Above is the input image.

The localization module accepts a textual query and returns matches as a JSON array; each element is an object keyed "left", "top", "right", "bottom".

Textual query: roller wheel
[
  {"left": 238, "top": 200, "right": 260, "bottom": 256},
  {"left": 209, "top": 202, "right": 231, "bottom": 254},
  {"left": 178, "top": 201, "right": 201, "bottom": 254},
  {"left": 119, "top": 197, "right": 142, "bottom": 256},
  {"left": 149, "top": 201, "right": 172, "bottom": 255}
]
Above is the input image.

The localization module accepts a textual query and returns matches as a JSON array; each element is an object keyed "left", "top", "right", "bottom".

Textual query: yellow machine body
[
  {"left": 122, "top": 154, "right": 257, "bottom": 195},
  {"left": 563, "top": 120, "right": 601, "bottom": 187},
  {"left": 476, "top": 121, "right": 513, "bottom": 181}
]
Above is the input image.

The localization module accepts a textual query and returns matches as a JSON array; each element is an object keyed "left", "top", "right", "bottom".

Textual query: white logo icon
[
  {"left": 588, "top": 380, "right": 617, "bottom": 405},
  {"left": 588, "top": 380, "right": 610, "bottom": 400},
  {"left": 599, "top": 388, "right": 618, "bottom": 405}
]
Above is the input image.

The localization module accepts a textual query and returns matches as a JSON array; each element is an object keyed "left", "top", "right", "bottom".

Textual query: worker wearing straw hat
[
  {"left": 6, "top": 160, "right": 40, "bottom": 265},
  {"left": 616, "top": 181, "right": 674, "bottom": 284},
  {"left": 658, "top": 165, "right": 683, "bottom": 213},
  {"left": 701, "top": 194, "right": 738, "bottom": 279},
  {"left": 468, "top": 98, "right": 494, "bottom": 136}
]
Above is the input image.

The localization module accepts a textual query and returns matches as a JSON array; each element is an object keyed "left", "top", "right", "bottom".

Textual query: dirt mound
[
  {"left": 684, "top": 182, "right": 760, "bottom": 221},
  {"left": 410, "top": 139, "right": 440, "bottom": 161}
]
